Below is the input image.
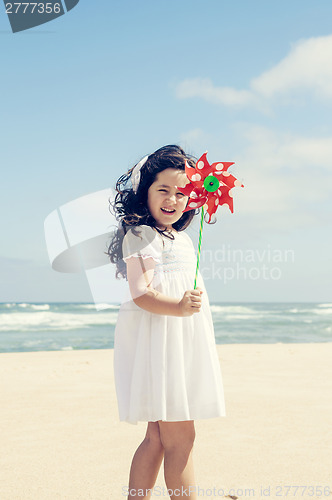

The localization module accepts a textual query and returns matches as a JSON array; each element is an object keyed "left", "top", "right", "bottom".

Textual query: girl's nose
[{"left": 166, "top": 193, "right": 177, "bottom": 203}]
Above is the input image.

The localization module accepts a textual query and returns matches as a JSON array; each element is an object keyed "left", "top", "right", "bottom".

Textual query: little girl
[{"left": 108, "top": 145, "right": 226, "bottom": 500}]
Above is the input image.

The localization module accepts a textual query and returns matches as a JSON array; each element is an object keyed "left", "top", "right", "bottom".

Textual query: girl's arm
[{"left": 126, "top": 256, "right": 202, "bottom": 317}]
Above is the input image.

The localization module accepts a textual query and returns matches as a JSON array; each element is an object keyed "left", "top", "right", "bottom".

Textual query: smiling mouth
[{"left": 161, "top": 208, "right": 175, "bottom": 214}]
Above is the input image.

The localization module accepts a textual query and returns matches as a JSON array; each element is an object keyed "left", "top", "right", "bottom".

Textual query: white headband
[{"left": 131, "top": 155, "right": 149, "bottom": 193}]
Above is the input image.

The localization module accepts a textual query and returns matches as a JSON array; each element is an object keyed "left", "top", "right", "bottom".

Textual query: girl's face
[{"left": 147, "top": 168, "right": 190, "bottom": 231}]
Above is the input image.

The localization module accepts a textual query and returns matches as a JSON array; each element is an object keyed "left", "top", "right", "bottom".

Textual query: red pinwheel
[
  {"left": 177, "top": 152, "right": 244, "bottom": 223},
  {"left": 177, "top": 152, "right": 244, "bottom": 288}
]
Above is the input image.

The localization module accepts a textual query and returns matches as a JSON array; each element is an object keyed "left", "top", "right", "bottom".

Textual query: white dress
[{"left": 113, "top": 224, "right": 226, "bottom": 425}]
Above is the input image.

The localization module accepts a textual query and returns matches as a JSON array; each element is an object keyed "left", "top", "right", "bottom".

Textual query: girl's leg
[
  {"left": 128, "top": 421, "right": 164, "bottom": 500},
  {"left": 158, "top": 420, "right": 197, "bottom": 500}
]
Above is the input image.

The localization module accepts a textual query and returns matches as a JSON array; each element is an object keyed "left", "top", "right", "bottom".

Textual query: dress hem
[{"left": 118, "top": 409, "right": 227, "bottom": 426}]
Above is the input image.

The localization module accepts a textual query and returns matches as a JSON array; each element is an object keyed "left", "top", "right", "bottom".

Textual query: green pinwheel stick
[{"left": 194, "top": 206, "right": 205, "bottom": 289}]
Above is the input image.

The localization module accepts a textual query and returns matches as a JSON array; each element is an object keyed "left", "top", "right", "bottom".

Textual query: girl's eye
[{"left": 158, "top": 189, "right": 184, "bottom": 196}]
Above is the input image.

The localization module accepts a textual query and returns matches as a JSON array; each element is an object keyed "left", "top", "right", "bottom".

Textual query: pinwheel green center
[{"left": 203, "top": 175, "right": 220, "bottom": 193}]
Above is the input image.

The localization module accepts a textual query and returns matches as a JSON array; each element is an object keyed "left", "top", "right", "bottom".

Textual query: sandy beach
[{"left": 1, "top": 343, "right": 331, "bottom": 500}]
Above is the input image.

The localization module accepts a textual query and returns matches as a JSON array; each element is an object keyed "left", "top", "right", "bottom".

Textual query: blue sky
[{"left": 1, "top": 0, "right": 331, "bottom": 303}]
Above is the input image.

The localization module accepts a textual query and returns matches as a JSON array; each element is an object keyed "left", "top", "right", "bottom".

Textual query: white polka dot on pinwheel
[
  {"left": 189, "top": 202, "right": 198, "bottom": 208},
  {"left": 191, "top": 192, "right": 198, "bottom": 198},
  {"left": 222, "top": 171, "right": 230, "bottom": 177},
  {"left": 197, "top": 161, "right": 205, "bottom": 169},
  {"left": 215, "top": 198, "right": 219, "bottom": 205},
  {"left": 228, "top": 191, "right": 233, "bottom": 198},
  {"left": 215, "top": 163, "right": 223, "bottom": 170},
  {"left": 191, "top": 173, "right": 201, "bottom": 181},
  {"left": 234, "top": 179, "right": 242, "bottom": 186}
]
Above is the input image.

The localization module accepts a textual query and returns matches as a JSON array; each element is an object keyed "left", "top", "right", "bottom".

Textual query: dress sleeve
[{"left": 122, "top": 225, "right": 162, "bottom": 264}]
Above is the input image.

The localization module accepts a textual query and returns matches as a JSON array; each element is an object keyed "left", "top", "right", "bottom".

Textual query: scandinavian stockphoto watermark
[
  {"left": 122, "top": 485, "right": 246, "bottom": 498},
  {"left": 199, "top": 244, "right": 295, "bottom": 283},
  {"left": 122, "top": 484, "right": 332, "bottom": 497},
  {"left": 44, "top": 189, "right": 297, "bottom": 308},
  {"left": 3, "top": 0, "right": 80, "bottom": 33}
]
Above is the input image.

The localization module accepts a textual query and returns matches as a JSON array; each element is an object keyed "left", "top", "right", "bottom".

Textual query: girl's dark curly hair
[{"left": 107, "top": 144, "right": 198, "bottom": 280}]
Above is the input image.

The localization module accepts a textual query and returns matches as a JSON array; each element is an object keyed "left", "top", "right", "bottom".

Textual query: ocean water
[{"left": 0, "top": 302, "right": 331, "bottom": 353}]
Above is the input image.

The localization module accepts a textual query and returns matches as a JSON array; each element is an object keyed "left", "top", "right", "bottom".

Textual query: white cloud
[
  {"left": 176, "top": 35, "right": 332, "bottom": 108},
  {"left": 176, "top": 78, "right": 255, "bottom": 107},
  {"left": 241, "top": 125, "right": 332, "bottom": 172},
  {"left": 235, "top": 125, "right": 332, "bottom": 226},
  {"left": 251, "top": 35, "right": 332, "bottom": 98}
]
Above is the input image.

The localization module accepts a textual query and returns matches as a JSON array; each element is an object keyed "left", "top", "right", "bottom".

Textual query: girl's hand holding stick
[{"left": 178, "top": 288, "right": 203, "bottom": 316}]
